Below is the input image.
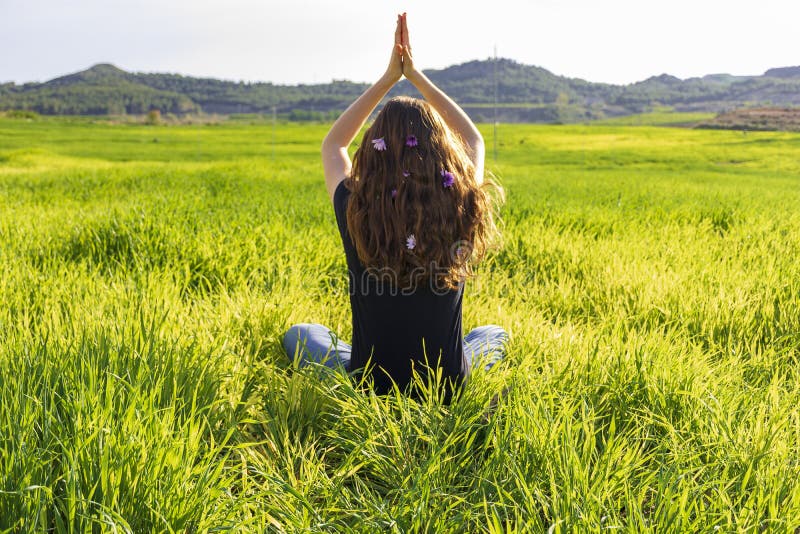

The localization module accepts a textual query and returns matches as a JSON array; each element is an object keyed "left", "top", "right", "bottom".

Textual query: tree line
[{"left": 2, "top": 60, "right": 799, "bottom": 122}]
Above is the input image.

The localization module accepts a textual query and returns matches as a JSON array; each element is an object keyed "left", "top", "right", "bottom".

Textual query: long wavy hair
[{"left": 345, "top": 96, "right": 503, "bottom": 290}]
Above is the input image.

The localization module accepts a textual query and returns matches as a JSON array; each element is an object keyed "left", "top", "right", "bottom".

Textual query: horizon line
[{"left": 3, "top": 57, "right": 797, "bottom": 89}]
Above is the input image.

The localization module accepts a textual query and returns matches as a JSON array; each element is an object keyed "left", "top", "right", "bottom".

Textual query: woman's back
[{"left": 333, "top": 181, "right": 468, "bottom": 393}]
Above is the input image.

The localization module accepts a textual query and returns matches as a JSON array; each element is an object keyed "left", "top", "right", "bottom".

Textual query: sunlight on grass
[{"left": 1, "top": 117, "right": 799, "bottom": 531}]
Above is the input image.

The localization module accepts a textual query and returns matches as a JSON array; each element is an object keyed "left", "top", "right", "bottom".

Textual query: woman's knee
[
  {"left": 283, "top": 323, "right": 313, "bottom": 355},
  {"left": 467, "top": 324, "right": 509, "bottom": 345},
  {"left": 483, "top": 324, "right": 508, "bottom": 340}
]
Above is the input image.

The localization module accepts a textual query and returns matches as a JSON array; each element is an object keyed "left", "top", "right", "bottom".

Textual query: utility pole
[
  {"left": 272, "top": 106, "right": 277, "bottom": 161},
  {"left": 493, "top": 45, "right": 498, "bottom": 163}
]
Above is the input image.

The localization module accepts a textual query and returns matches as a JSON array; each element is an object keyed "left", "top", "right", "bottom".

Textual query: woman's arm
[
  {"left": 321, "top": 16, "right": 404, "bottom": 200},
  {"left": 399, "top": 14, "right": 485, "bottom": 184}
]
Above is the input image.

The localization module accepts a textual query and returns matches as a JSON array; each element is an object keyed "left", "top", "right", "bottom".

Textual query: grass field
[{"left": 1, "top": 115, "right": 799, "bottom": 532}]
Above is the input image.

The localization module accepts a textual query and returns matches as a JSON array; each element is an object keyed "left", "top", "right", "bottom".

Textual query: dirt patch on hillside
[{"left": 697, "top": 107, "right": 800, "bottom": 132}]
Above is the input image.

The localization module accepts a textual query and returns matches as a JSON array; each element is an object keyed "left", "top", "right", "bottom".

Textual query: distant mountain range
[{"left": 1, "top": 60, "right": 799, "bottom": 122}]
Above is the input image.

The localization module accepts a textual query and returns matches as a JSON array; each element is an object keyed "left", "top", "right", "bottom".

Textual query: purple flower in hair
[
  {"left": 441, "top": 169, "right": 455, "bottom": 188},
  {"left": 406, "top": 234, "right": 416, "bottom": 250},
  {"left": 371, "top": 137, "right": 387, "bottom": 151},
  {"left": 402, "top": 170, "right": 410, "bottom": 177},
  {"left": 405, "top": 135, "right": 418, "bottom": 147},
  {"left": 391, "top": 188, "right": 398, "bottom": 199}
]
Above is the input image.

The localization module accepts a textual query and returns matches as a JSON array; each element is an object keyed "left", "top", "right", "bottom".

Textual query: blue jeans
[{"left": 282, "top": 323, "right": 509, "bottom": 372}]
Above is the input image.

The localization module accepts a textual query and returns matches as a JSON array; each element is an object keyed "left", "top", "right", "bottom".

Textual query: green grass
[
  {"left": 1, "top": 116, "right": 799, "bottom": 532},
  {"left": 589, "top": 110, "right": 717, "bottom": 126}
]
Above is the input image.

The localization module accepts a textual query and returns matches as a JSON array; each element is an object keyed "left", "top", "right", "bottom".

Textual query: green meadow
[{"left": 1, "top": 115, "right": 799, "bottom": 532}]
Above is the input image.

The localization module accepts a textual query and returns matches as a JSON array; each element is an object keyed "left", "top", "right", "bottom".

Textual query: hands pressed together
[
  {"left": 322, "top": 12, "right": 484, "bottom": 199},
  {"left": 386, "top": 13, "right": 417, "bottom": 83},
  {"left": 381, "top": 12, "right": 484, "bottom": 181}
]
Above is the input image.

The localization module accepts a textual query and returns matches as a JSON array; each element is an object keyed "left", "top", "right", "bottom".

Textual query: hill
[
  {"left": 0, "top": 64, "right": 198, "bottom": 115},
  {"left": 2, "top": 59, "right": 800, "bottom": 122}
]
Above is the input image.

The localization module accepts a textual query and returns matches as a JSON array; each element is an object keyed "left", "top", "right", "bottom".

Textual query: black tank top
[{"left": 333, "top": 181, "right": 469, "bottom": 395}]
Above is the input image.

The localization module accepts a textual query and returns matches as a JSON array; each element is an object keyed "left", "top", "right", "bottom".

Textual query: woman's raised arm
[
  {"left": 321, "top": 16, "right": 404, "bottom": 200},
  {"left": 399, "top": 14, "right": 485, "bottom": 184}
]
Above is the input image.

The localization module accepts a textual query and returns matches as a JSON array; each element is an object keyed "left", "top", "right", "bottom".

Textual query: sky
[{"left": 1, "top": 0, "right": 799, "bottom": 86}]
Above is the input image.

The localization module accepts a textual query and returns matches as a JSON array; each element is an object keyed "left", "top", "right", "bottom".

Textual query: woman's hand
[
  {"left": 400, "top": 13, "right": 419, "bottom": 81},
  {"left": 395, "top": 12, "right": 484, "bottom": 183},
  {"left": 384, "top": 14, "right": 404, "bottom": 83}
]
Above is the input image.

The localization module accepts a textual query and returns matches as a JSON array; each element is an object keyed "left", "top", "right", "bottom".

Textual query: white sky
[{"left": 1, "top": 0, "right": 798, "bottom": 86}]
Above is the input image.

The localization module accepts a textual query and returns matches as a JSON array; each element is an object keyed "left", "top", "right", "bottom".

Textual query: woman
[{"left": 283, "top": 14, "right": 508, "bottom": 397}]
